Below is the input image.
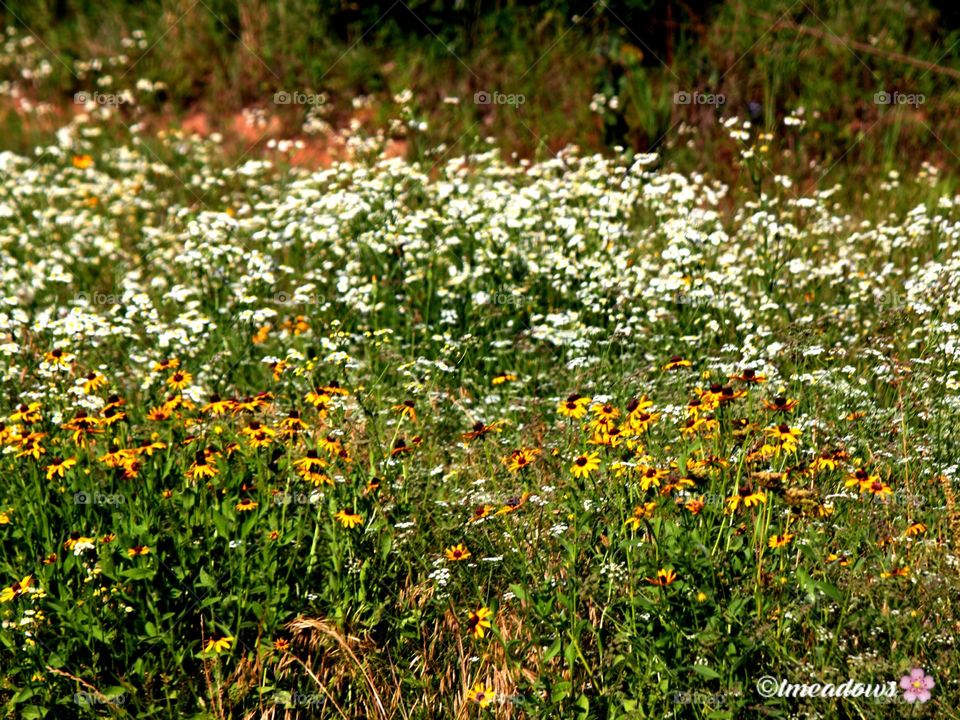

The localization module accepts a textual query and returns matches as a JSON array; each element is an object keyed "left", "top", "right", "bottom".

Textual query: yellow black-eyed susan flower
[
  {"left": 624, "top": 502, "right": 657, "bottom": 531},
  {"left": 45, "top": 456, "right": 77, "bottom": 480},
  {"left": 638, "top": 466, "right": 668, "bottom": 492},
  {"left": 880, "top": 566, "right": 909, "bottom": 580},
  {"left": 466, "top": 607, "right": 493, "bottom": 639},
  {"left": 83, "top": 371, "right": 108, "bottom": 395},
  {"left": 768, "top": 533, "right": 794, "bottom": 549},
  {"left": 166, "top": 370, "right": 193, "bottom": 390},
  {"left": 662, "top": 355, "right": 692, "bottom": 371},
  {"left": 765, "top": 423, "right": 800, "bottom": 451},
  {"left": 763, "top": 396, "right": 798, "bottom": 413},
  {"left": 683, "top": 496, "right": 706, "bottom": 515},
  {"left": 152, "top": 358, "right": 180, "bottom": 373},
  {"left": 557, "top": 393, "right": 591, "bottom": 419},
  {"left": 444, "top": 544, "right": 471, "bottom": 561},
  {"left": 503, "top": 448, "right": 539, "bottom": 473},
  {"left": 570, "top": 451, "right": 601, "bottom": 479},
  {"left": 725, "top": 484, "right": 766, "bottom": 512},
  {"left": 334, "top": 510, "right": 363, "bottom": 529},
  {"left": 865, "top": 480, "right": 894, "bottom": 500},
  {"left": 319, "top": 434, "right": 343, "bottom": 455},
  {"left": 470, "top": 504, "right": 496, "bottom": 523},
  {"left": 43, "top": 348, "right": 72, "bottom": 368},
  {"left": 393, "top": 399, "right": 418, "bottom": 422},
  {"left": 730, "top": 368, "right": 766, "bottom": 384},
  {"left": 844, "top": 468, "right": 880, "bottom": 492},
  {"left": 186, "top": 450, "right": 218, "bottom": 481},
  {"left": 201, "top": 395, "right": 233, "bottom": 416},
  {"left": 466, "top": 683, "right": 495, "bottom": 707},
  {"left": 496, "top": 493, "right": 530, "bottom": 515},
  {"left": 461, "top": 421, "right": 501, "bottom": 441},
  {"left": 646, "top": 568, "right": 677, "bottom": 586},
  {"left": 11, "top": 402, "right": 42, "bottom": 424},
  {"left": 0, "top": 575, "right": 33, "bottom": 602},
  {"left": 203, "top": 636, "right": 234, "bottom": 654}
]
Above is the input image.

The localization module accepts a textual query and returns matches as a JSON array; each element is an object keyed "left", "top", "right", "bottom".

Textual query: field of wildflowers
[
  {"left": 2, "top": 3, "right": 960, "bottom": 719},
  {"left": 2, "top": 109, "right": 958, "bottom": 717}
]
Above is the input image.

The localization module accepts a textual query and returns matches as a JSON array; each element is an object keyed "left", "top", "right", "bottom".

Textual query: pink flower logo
[{"left": 900, "top": 668, "right": 934, "bottom": 703}]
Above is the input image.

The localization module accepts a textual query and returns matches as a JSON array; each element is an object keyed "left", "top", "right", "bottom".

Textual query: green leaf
[
  {"left": 120, "top": 566, "right": 157, "bottom": 581},
  {"left": 508, "top": 583, "right": 529, "bottom": 602},
  {"left": 816, "top": 581, "right": 844, "bottom": 604},
  {"left": 693, "top": 665, "right": 722, "bottom": 680},
  {"left": 543, "top": 637, "right": 562, "bottom": 663},
  {"left": 240, "top": 511, "right": 258, "bottom": 539},
  {"left": 796, "top": 568, "right": 817, "bottom": 603},
  {"left": 212, "top": 513, "right": 231, "bottom": 539},
  {"left": 12, "top": 689, "right": 34, "bottom": 704},
  {"left": 550, "top": 681, "right": 571, "bottom": 703},
  {"left": 707, "top": 711, "right": 734, "bottom": 720}
]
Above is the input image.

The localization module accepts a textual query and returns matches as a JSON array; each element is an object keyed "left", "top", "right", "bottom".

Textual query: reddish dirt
[{"left": 2, "top": 95, "right": 407, "bottom": 170}]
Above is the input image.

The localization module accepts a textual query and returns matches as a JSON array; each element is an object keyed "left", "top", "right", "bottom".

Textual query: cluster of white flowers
[{"left": 0, "top": 107, "right": 955, "bottom": 485}]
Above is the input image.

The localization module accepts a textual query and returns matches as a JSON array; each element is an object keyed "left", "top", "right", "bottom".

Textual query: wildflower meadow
[{"left": 1, "top": 1, "right": 960, "bottom": 718}]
